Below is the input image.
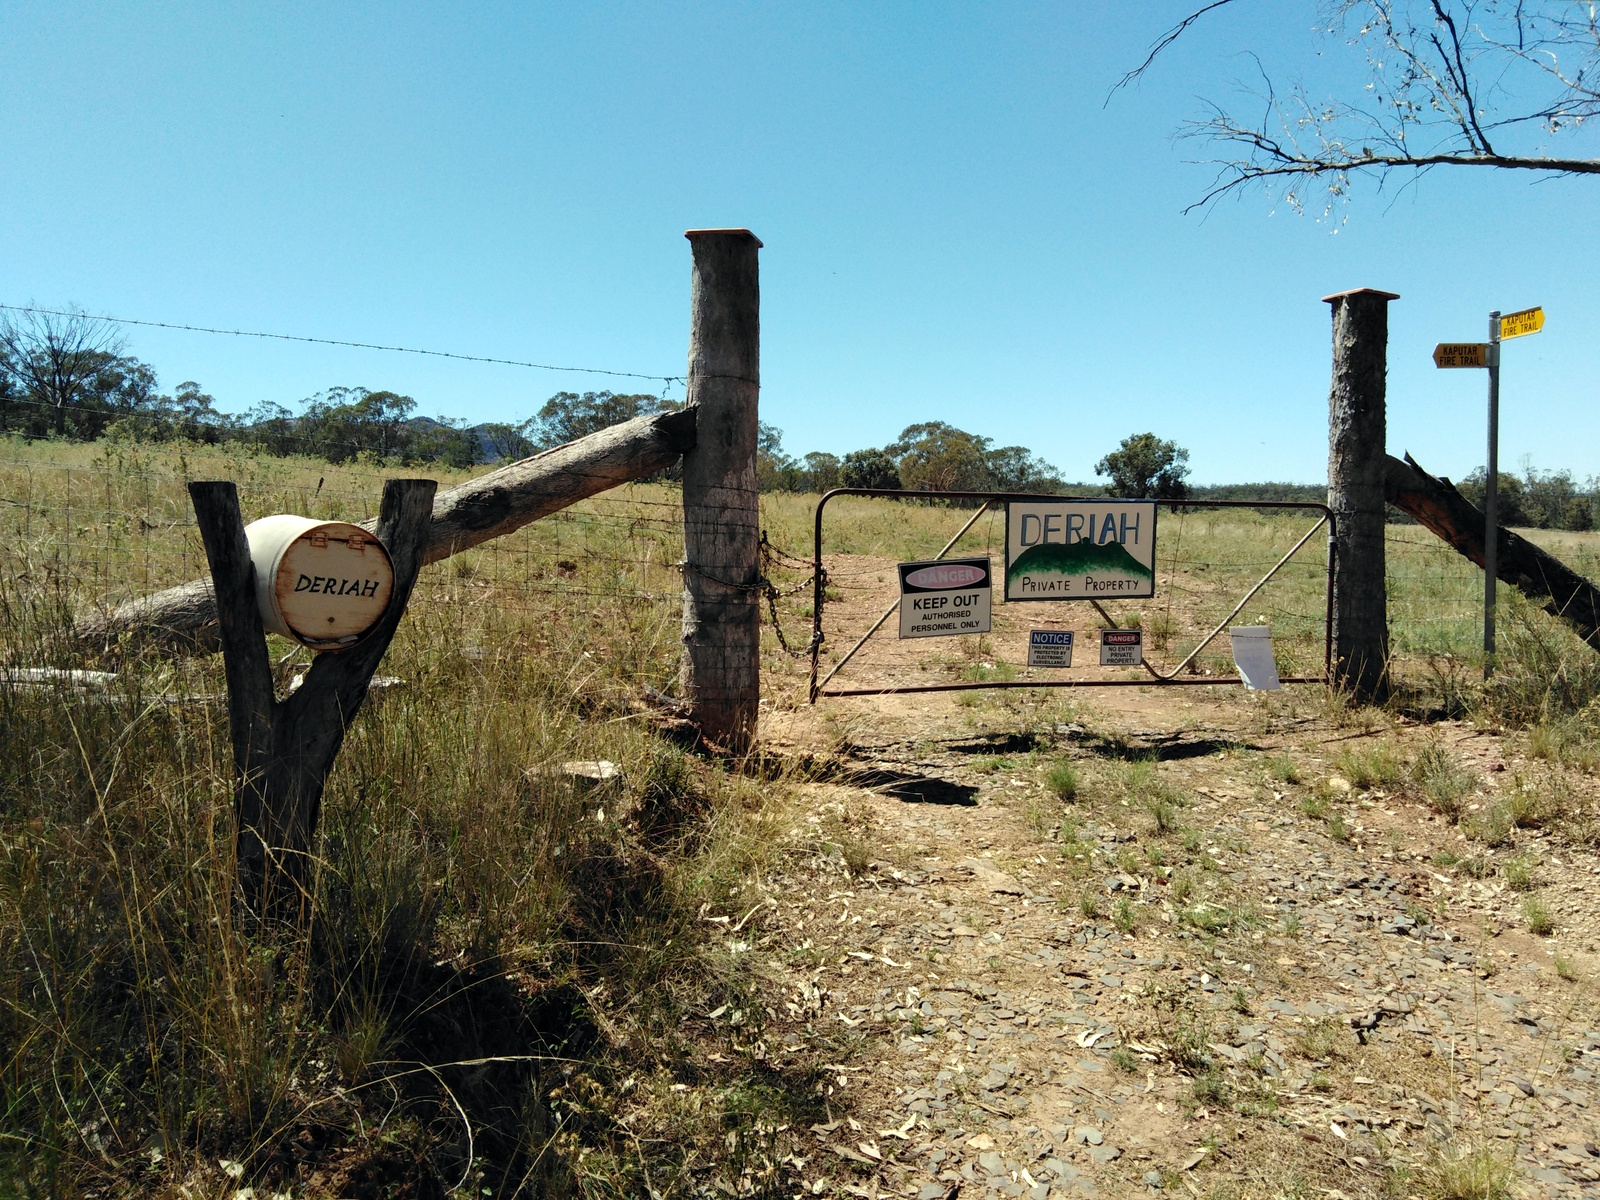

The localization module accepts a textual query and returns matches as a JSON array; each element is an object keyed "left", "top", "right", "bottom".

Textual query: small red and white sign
[
  {"left": 1100, "top": 629, "right": 1143, "bottom": 666},
  {"left": 897, "top": 557, "right": 993, "bottom": 639}
]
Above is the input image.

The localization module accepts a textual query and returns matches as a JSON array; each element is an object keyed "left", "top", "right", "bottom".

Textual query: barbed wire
[{"left": 0, "top": 304, "right": 683, "bottom": 389}]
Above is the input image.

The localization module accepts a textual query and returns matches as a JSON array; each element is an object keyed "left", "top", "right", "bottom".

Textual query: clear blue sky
[{"left": 2, "top": 2, "right": 1595, "bottom": 485}]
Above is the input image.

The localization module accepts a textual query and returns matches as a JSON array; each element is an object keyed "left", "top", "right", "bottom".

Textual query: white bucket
[{"left": 243, "top": 515, "right": 396, "bottom": 649}]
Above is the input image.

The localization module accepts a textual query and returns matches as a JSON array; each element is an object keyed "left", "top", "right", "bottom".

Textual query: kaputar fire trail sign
[
  {"left": 1498, "top": 307, "right": 1544, "bottom": 339},
  {"left": 1432, "top": 343, "right": 1487, "bottom": 368},
  {"left": 897, "top": 557, "right": 992, "bottom": 639},
  {"left": 1005, "top": 501, "right": 1157, "bottom": 601}
]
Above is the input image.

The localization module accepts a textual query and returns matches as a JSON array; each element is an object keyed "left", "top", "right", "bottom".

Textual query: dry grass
[
  {"left": 0, "top": 438, "right": 825, "bottom": 1196},
  {"left": 10, "top": 436, "right": 1600, "bottom": 1194}
]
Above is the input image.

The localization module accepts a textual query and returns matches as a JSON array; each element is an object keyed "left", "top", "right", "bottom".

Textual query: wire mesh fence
[
  {"left": 0, "top": 449, "right": 690, "bottom": 699},
  {"left": 5, "top": 440, "right": 1590, "bottom": 704}
]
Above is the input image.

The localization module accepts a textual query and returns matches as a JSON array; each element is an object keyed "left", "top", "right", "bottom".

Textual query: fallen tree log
[
  {"left": 76, "top": 407, "right": 697, "bottom": 656},
  {"left": 1384, "top": 451, "right": 1600, "bottom": 652}
]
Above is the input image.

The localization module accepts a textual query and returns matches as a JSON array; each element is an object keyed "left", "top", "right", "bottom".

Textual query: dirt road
[{"left": 748, "top": 683, "right": 1600, "bottom": 1199}]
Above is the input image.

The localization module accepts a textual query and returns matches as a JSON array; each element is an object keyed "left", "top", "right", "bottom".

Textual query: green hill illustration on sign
[
  {"left": 1005, "top": 500, "right": 1158, "bottom": 600},
  {"left": 1007, "top": 541, "right": 1152, "bottom": 596}
]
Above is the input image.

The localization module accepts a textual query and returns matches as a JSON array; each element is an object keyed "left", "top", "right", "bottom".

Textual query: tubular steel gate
[{"left": 806, "top": 488, "right": 1337, "bottom": 702}]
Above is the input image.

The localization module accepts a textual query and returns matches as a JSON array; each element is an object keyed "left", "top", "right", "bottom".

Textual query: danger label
[
  {"left": 1100, "top": 629, "right": 1143, "bottom": 666},
  {"left": 898, "top": 557, "right": 993, "bottom": 639}
]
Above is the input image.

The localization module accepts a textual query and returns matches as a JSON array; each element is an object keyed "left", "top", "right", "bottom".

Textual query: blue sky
[{"left": 2, "top": 2, "right": 1595, "bottom": 484}]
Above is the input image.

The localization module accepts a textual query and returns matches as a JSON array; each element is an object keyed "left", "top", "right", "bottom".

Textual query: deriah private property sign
[
  {"left": 897, "top": 557, "right": 993, "bottom": 638},
  {"left": 1004, "top": 500, "right": 1157, "bottom": 601}
]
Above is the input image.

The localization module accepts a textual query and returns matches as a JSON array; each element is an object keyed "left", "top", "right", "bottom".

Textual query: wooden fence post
[
  {"left": 190, "top": 477, "right": 436, "bottom": 924},
  {"left": 1324, "top": 287, "right": 1398, "bottom": 703},
  {"left": 680, "top": 229, "right": 762, "bottom": 754}
]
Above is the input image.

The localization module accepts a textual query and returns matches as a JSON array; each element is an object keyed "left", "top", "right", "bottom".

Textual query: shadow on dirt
[
  {"left": 835, "top": 767, "right": 980, "bottom": 806},
  {"left": 941, "top": 726, "right": 1256, "bottom": 763},
  {"left": 944, "top": 732, "right": 1045, "bottom": 755}
]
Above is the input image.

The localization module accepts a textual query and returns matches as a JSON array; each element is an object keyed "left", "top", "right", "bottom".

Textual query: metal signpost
[{"left": 1432, "top": 305, "right": 1544, "bottom": 678}]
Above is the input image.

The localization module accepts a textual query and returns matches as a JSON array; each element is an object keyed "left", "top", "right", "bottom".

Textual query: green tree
[
  {"left": 986, "top": 444, "right": 1062, "bottom": 493},
  {"left": 802, "top": 451, "right": 842, "bottom": 493},
  {"left": 1458, "top": 468, "right": 1534, "bottom": 527},
  {"left": 757, "top": 422, "right": 803, "bottom": 491},
  {"left": 1094, "top": 433, "right": 1191, "bottom": 500},
  {"left": 840, "top": 447, "right": 901, "bottom": 490},
  {"left": 477, "top": 420, "right": 537, "bottom": 463},
  {"left": 107, "top": 380, "right": 233, "bottom": 444},
  {"left": 886, "top": 421, "right": 995, "bottom": 492},
  {"left": 295, "top": 387, "right": 419, "bottom": 463},
  {"left": 527, "top": 390, "right": 676, "bottom": 449}
]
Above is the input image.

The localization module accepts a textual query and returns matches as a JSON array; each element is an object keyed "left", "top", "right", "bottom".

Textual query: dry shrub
[
  {"left": 1332, "top": 741, "right": 1407, "bottom": 790},
  {"left": 1409, "top": 739, "right": 1477, "bottom": 820},
  {"left": 1503, "top": 771, "right": 1573, "bottom": 829},
  {"left": 1479, "top": 595, "right": 1600, "bottom": 728},
  {"left": 1404, "top": 1138, "right": 1517, "bottom": 1200}
]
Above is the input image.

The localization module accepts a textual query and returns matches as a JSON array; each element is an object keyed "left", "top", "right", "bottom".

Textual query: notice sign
[
  {"left": 1005, "top": 501, "right": 1157, "bottom": 601},
  {"left": 1100, "top": 629, "right": 1144, "bottom": 666},
  {"left": 897, "top": 557, "right": 993, "bottom": 639},
  {"left": 1027, "top": 629, "right": 1074, "bottom": 668}
]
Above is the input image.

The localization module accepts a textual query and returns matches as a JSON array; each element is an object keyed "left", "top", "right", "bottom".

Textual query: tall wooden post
[
  {"left": 680, "top": 229, "right": 762, "bottom": 753},
  {"left": 1324, "top": 287, "right": 1398, "bottom": 703}
]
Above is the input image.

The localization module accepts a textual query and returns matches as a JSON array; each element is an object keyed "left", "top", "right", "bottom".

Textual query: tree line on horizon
[{"left": 5, "top": 307, "right": 1594, "bottom": 525}]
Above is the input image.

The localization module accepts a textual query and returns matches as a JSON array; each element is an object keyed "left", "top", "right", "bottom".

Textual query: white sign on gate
[
  {"left": 897, "top": 557, "right": 993, "bottom": 639},
  {"left": 1230, "top": 625, "right": 1281, "bottom": 690},
  {"left": 1005, "top": 500, "right": 1158, "bottom": 601}
]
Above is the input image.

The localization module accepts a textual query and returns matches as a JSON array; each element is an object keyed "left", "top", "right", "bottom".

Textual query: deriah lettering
[{"left": 295, "top": 574, "right": 382, "bottom": 598}]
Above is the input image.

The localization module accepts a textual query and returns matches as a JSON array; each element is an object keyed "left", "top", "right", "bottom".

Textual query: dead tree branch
[
  {"left": 1384, "top": 452, "right": 1600, "bottom": 651},
  {"left": 1115, "top": 1, "right": 1600, "bottom": 212}
]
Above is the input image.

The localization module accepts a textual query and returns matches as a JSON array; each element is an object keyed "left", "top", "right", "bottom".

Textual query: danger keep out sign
[{"left": 898, "top": 557, "right": 993, "bottom": 639}]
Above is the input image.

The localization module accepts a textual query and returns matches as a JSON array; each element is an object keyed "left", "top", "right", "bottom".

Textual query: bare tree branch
[
  {"left": 1120, "top": 0, "right": 1600, "bottom": 212},
  {"left": 0, "top": 306, "right": 126, "bottom": 436},
  {"left": 1108, "top": 0, "right": 1239, "bottom": 101}
]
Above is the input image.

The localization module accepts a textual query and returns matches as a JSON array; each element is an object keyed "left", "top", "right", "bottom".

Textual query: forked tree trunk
[{"left": 191, "top": 478, "right": 435, "bottom": 924}]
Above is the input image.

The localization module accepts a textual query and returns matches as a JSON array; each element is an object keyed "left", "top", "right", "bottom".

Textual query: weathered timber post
[
  {"left": 680, "top": 229, "right": 762, "bottom": 753},
  {"left": 1324, "top": 287, "right": 1398, "bottom": 703},
  {"left": 190, "top": 477, "right": 435, "bottom": 923}
]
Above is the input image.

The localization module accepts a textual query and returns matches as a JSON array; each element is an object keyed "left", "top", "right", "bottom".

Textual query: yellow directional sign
[
  {"left": 1499, "top": 307, "right": 1544, "bottom": 339},
  {"left": 1433, "top": 342, "right": 1488, "bottom": 368}
]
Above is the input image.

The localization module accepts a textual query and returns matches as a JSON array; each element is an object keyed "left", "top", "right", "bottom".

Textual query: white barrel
[{"left": 243, "top": 515, "right": 396, "bottom": 650}]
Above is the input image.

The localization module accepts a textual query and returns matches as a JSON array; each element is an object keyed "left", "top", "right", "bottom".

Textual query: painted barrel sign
[{"left": 243, "top": 515, "right": 395, "bottom": 649}]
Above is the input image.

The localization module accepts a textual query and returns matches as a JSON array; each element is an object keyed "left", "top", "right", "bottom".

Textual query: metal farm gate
[{"left": 806, "top": 488, "right": 1337, "bottom": 702}]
